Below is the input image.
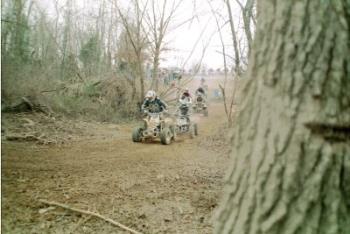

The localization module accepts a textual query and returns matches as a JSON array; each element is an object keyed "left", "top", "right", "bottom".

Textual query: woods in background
[
  {"left": 1, "top": 0, "right": 185, "bottom": 121},
  {"left": 2, "top": 0, "right": 255, "bottom": 122}
]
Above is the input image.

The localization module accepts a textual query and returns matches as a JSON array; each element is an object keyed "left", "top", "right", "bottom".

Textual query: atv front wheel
[
  {"left": 160, "top": 127, "right": 172, "bottom": 145},
  {"left": 132, "top": 127, "right": 143, "bottom": 142},
  {"left": 170, "top": 125, "right": 177, "bottom": 141}
]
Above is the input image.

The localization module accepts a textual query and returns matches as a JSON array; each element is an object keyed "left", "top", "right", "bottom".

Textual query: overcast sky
[
  {"left": 36, "top": 0, "right": 244, "bottom": 70},
  {"left": 153, "top": 0, "right": 243, "bottom": 70}
]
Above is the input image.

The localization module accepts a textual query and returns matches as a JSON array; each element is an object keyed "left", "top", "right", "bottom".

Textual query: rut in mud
[{"left": 2, "top": 102, "right": 231, "bottom": 234}]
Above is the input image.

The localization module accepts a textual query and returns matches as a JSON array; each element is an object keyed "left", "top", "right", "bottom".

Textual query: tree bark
[{"left": 215, "top": 1, "right": 350, "bottom": 234}]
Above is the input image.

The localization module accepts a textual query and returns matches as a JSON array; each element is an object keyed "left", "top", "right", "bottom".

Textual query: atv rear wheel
[
  {"left": 194, "top": 123, "right": 198, "bottom": 136},
  {"left": 160, "top": 127, "right": 172, "bottom": 145},
  {"left": 204, "top": 109, "right": 208, "bottom": 117},
  {"left": 190, "top": 124, "right": 196, "bottom": 139},
  {"left": 132, "top": 127, "right": 143, "bottom": 142}
]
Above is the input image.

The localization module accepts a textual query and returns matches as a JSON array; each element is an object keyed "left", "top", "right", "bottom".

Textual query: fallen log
[
  {"left": 2, "top": 97, "right": 33, "bottom": 113},
  {"left": 2, "top": 96, "right": 53, "bottom": 116},
  {"left": 6, "top": 134, "right": 39, "bottom": 142},
  {"left": 38, "top": 199, "right": 143, "bottom": 234}
]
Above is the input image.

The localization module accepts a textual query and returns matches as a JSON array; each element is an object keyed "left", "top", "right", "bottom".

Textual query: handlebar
[{"left": 142, "top": 109, "right": 167, "bottom": 115}]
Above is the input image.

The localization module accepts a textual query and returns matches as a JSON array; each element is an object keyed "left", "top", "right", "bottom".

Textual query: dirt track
[{"left": 2, "top": 100, "right": 231, "bottom": 234}]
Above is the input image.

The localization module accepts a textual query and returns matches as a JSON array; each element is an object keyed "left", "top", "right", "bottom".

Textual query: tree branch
[{"left": 38, "top": 199, "right": 143, "bottom": 234}]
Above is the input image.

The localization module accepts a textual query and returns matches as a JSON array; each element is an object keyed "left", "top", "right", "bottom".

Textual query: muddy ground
[{"left": 2, "top": 95, "right": 232, "bottom": 234}]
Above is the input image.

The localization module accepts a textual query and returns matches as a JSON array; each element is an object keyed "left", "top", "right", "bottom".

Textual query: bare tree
[
  {"left": 215, "top": 1, "right": 350, "bottom": 233},
  {"left": 116, "top": 0, "right": 149, "bottom": 102},
  {"left": 234, "top": 0, "right": 256, "bottom": 55},
  {"left": 207, "top": 1, "right": 235, "bottom": 125},
  {"left": 61, "top": 0, "right": 72, "bottom": 78},
  {"left": 225, "top": 0, "right": 241, "bottom": 76},
  {"left": 144, "top": 0, "right": 182, "bottom": 92},
  {"left": 116, "top": 28, "right": 139, "bottom": 100}
]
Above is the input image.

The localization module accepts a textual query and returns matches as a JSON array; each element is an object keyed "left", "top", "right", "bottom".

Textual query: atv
[
  {"left": 175, "top": 102, "right": 198, "bottom": 138},
  {"left": 193, "top": 93, "right": 208, "bottom": 116},
  {"left": 132, "top": 111, "right": 176, "bottom": 145}
]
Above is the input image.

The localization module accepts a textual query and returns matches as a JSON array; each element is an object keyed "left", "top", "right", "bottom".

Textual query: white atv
[
  {"left": 132, "top": 111, "right": 176, "bottom": 145},
  {"left": 175, "top": 100, "right": 198, "bottom": 138}
]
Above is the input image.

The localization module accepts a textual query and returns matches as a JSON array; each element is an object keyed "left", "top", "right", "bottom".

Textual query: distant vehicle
[
  {"left": 193, "top": 93, "right": 208, "bottom": 116},
  {"left": 213, "top": 89, "right": 223, "bottom": 100}
]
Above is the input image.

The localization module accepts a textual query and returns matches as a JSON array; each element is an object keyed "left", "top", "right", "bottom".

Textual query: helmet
[
  {"left": 182, "top": 87, "right": 189, "bottom": 95},
  {"left": 145, "top": 90, "right": 156, "bottom": 100}
]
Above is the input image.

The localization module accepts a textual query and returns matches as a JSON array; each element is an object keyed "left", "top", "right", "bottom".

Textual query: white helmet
[{"left": 145, "top": 90, "right": 156, "bottom": 100}]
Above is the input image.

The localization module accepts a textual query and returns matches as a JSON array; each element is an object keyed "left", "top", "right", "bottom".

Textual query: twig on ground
[{"left": 39, "top": 199, "right": 143, "bottom": 234}]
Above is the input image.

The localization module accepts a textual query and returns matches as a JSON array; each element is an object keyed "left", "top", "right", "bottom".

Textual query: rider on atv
[
  {"left": 193, "top": 86, "right": 208, "bottom": 116},
  {"left": 179, "top": 88, "right": 192, "bottom": 104},
  {"left": 141, "top": 90, "right": 168, "bottom": 114},
  {"left": 133, "top": 91, "right": 175, "bottom": 144},
  {"left": 195, "top": 86, "right": 206, "bottom": 98},
  {"left": 178, "top": 88, "right": 192, "bottom": 122}
]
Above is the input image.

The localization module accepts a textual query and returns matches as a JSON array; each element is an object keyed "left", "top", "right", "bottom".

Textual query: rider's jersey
[{"left": 141, "top": 98, "right": 167, "bottom": 113}]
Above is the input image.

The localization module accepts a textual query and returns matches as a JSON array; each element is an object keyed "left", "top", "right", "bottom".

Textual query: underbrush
[{"left": 2, "top": 65, "right": 140, "bottom": 123}]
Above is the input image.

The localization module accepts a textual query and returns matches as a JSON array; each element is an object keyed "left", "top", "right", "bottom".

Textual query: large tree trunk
[{"left": 215, "top": 1, "right": 350, "bottom": 234}]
